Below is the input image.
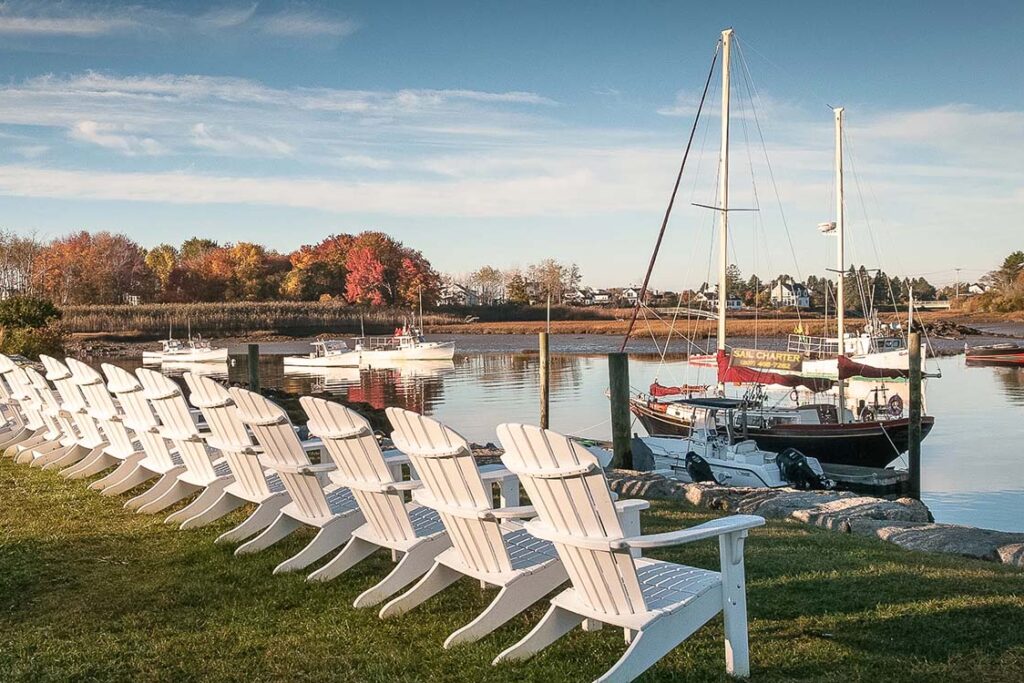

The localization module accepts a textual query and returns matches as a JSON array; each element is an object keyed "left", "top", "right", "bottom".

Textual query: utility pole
[{"left": 955, "top": 267, "right": 962, "bottom": 299}]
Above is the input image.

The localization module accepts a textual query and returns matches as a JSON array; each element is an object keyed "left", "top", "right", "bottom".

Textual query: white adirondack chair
[
  {"left": 494, "top": 423, "right": 765, "bottom": 682},
  {"left": 228, "top": 387, "right": 364, "bottom": 574},
  {"left": 378, "top": 407, "right": 569, "bottom": 649},
  {"left": 15, "top": 367, "right": 79, "bottom": 467},
  {"left": 60, "top": 358, "right": 146, "bottom": 481},
  {"left": 37, "top": 355, "right": 107, "bottom": 471},
  {"left": 180, "top": 372, "right": 290, "bottom": 536},
  {"left": 134, "top": 368, "right": 237, "bottom": 523},
  {"left": 0, "top": 356, "right": 39, "bottom": 451},
  {"left": 97, "top": 363, "right": 186, "bottom": 506},
  {"left": 299, "top": 396, "right": 451, "bottom": 604}
]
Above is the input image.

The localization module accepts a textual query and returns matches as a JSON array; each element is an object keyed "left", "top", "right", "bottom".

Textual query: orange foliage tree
[{"left": 33, "top": 231, "right": 154, "bottom": 304}]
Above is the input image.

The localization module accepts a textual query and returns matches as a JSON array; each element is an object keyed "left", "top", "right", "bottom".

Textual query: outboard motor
[
  {"left": 777, "top": 448, "right": 833, "bottom": 490},
  {"left": 684, "top": 451, "right": 718, "bottom": 484}
]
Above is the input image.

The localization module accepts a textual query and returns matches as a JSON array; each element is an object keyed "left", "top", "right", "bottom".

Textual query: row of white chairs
[{"left": 0, "top": 353, "right": 764, "bottom": 682}]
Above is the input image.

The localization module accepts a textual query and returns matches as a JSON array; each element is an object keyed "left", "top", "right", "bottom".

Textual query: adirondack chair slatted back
[
  {"left": 25, "top": 367, "right": 74, "bottom": 439},
  {"left": 0, "top": 357, "right": 40, "bottom": 429},
  {"left": 228, "top": 387, "right": 332, "bottom": 520},
  {"left": 386, "top": 407, "right": 512, "bottom": 574},
  {"left": 40, "top": 356, "right": 104, "bottom": 446},
  {"left": 497, "top": 424, "right": 646, "bottom": 616},
  {"left": 183, "top": 373, "right": 270, "bottom": 499},
  {"left": 302, "top": 397, "right": 415, "bottom": 543},
  {"left": 66, "top": 359, "right": 136, "bottom": 457},
  {"left": 101, "top": 363, "right": 176, "bottom": 470},
  {"left": 136, "top": 368, "right": 217, "bottom": 481},
  {"left": 0, "top": 356, "right": 19, "bottom": 421}
]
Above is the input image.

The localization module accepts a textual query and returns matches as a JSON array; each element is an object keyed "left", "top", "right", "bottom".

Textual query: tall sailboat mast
[
  {"left": 834, "top": 106, "right": 846, "bottom": 420},
  {"left": 716, "top": 28, "right": 733, "bottom": 391}
]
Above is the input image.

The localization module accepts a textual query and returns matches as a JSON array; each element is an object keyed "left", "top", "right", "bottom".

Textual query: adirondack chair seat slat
[{"left": 389, "top": 439, "right": 464, "bottom": 459}]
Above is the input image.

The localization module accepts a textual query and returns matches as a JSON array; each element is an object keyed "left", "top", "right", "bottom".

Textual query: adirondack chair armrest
[
  {"left": 613, "top": 499, "right": 650, "bottom": 514},
  {"left": 383, "top": 480, "right": 421, "bottom": 492},
  {"left": 300, "top": 437, "right": 324, "bottom": 452},
  {"left": 381, "top": 450, "right": 411, "bottom": 466},
  {"left": 483, "top": 504, "right": 538, "bottom": 520},
  {"left": 272, "top": 462, "right": 337, "bottom": 475},
  {"left": 479, "top": 466, "right": 518, "bottom": 483},
  {"left": 610, "top": 515, "right": 765, "bottom": 551}
]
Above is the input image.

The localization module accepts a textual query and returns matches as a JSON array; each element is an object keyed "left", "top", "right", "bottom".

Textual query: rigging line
[
  {"left": 621, "top": 40, "right": 721, "bottom": 353},
  {"left": 735, "top": 38, "right": 806, "bottom": 316}
]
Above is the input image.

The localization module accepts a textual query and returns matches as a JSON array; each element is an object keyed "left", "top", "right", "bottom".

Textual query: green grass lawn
[{"left": 2, "top": 457, "right": 1023, "bottom": 682}]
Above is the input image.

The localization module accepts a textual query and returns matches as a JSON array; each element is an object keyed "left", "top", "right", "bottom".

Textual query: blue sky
[{"left": 0, "top": 0, "right": 1020, "bottom": 289}]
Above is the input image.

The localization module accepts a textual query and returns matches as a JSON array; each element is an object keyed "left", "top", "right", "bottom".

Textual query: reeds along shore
[{"left": 61, "top": 301, "right": 1008, "bottom": 341}]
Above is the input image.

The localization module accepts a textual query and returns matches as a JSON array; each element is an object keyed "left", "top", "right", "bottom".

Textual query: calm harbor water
[{"left": 108, "top": 333, "right": 1024, "bottom": 533}]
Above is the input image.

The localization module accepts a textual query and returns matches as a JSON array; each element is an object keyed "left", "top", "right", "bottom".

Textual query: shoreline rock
[{"left": 606, "top": 470, "right": 1023, "bottom": 570}]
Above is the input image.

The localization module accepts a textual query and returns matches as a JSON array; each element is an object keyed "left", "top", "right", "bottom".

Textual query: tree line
[{"left": 0, "top": 230, "right": 441, "bottom": 308}]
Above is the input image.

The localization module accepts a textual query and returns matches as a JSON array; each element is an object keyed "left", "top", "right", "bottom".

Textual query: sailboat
[{"left": 627, "top": 31, "right": 934, "bottom": 470}]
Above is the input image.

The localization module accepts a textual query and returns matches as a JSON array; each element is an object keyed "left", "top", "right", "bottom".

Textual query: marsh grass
[{"left": 1, "top": 457, "right": 1022, "bottom": 682}]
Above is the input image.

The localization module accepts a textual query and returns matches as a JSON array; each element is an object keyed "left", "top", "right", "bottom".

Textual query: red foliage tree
[{"left": 344, "top": 245, "right": 387, "bottom": 306}]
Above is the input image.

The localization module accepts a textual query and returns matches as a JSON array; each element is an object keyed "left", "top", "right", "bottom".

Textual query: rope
[{"left": 622, "top": 40, "right": 721, "bottom": 352}]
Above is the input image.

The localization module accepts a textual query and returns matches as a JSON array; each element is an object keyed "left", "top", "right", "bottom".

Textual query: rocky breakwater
[{"left": 607, "top": 471, "right": 1024, "bottom": 569}]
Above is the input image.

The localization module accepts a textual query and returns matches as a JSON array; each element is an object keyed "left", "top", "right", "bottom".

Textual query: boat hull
[
  {"left": 631, "top": 399, "right": 934, "bottom": 469},
  {"left": 142, "top": 348, "right": 229, "bottom": 363},
  {"left": 359, "top": 344, "right": 455, "bottom": 362},
  {"left": 966, "top": 344, "right": 1024, "bottom": 366},
  {"left": 282, "top": 354, "right": 360, "bottom": 367}
]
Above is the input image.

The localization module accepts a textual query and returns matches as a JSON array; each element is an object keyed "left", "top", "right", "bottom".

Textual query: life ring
[
  {"left": 859, "top": 404, "right": 872, "bottom": 421},
  {"left": 888, "top": 394, "right": 904, "bottom": 417},
  {"left": 789, "top": 389, "right": 799, "bottom": 403}
]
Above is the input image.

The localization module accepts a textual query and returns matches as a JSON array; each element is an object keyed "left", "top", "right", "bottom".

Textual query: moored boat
[
  {"left": 283, "top": 340, "right": 360, "bottom": 367},
  {"left": 965, "top": 343, "right": 1024, "bottom": 366},
  {"left": 142, "top": 336, "right": 228, "bottom": 364},
  {"left": 355, "top": 324, "right": 455, "bottom": 362}
]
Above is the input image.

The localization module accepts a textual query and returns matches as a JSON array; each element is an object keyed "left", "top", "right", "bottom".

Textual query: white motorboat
[
  {"left": 355, "top": 324, "right": 455, "bottom": 362},
  {"left": 283, "top": 340, "right": 361, "bottom": 367},
  {"left": 142, "top": 336, "right": 228, "bottom": 364},
  {"left": 634, "top": 398, "right": 832, "bottom": 489}
]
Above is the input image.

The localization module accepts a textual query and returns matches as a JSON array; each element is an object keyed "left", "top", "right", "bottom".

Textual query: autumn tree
[
  {"left": 345, "top": 245, "right": 387, "bottom": 305},
  {"left": 470, "top": 266, "right": 504, "bottom": 304},
  {"left": 280, "top": 234, "right": 354, "bottom": 300},
  {"left": 33, "top": 231, "right": 154, "bottom": 304},
  {"left": 145, "top": 244, "right": 178, "bottom": 292}
]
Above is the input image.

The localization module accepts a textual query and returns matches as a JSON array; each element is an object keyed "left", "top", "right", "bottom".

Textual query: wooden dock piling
[
  {"left": 247, "top": 343, "right": 261, "bottom": 393},
  {"left": 539, "top": 332, "right": 550, "bottom": 430},
  {"left": 608, "top": 352, "right": 632, "bottom": 469},
  {"left": 908, "top": 331, "right": 922, "bottom": 498}
]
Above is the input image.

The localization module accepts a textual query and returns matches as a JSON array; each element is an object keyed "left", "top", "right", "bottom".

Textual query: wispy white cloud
[
  {"left": 190, "top": 123, "right": 293, "bottom": 157},
  {"left": 0, "top": 1, "right": 358, "bottom": 40},
  {"left": 70, "top": 121, "right": 165, "bottom": 156},
  {"left": 12, "top": 144, "right": 48, "bottom": 158}
]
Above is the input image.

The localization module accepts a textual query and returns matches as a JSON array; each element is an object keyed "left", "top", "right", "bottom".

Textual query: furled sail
[
  {"left": 717, "top": 350, "right": 833, "bottom": 392},
  {"left": 837, "top": 355, "right": 910, "bottom": 380}
]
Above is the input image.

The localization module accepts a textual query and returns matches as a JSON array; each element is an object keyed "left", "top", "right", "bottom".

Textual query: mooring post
[
  {"left": 247, "top": 343, "right": 261, "bottom": 393},
  {"left": 539, "top": 332, "right": 550, "bottom": 430},
  {"left": 908, "top": 331, "right": 922, "bottom": 498},
  {"left": 608, "top": 352, "right": 632, "bottom": 469}
]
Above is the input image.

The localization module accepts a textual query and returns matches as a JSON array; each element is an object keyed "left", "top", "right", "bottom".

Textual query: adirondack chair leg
[
  {"left": 166, "top": 476, "right": 232, "bottom": 525},
  {"left": 492, "top": 604, "right": 584, "bottom": 664},
  {"left": 61, "top": 446, "right": 114, "bottom": 479},
  {"left": 8, "top": 431, "right": 48, "bottom": 459},
  {"left": 274, "top": 515, "right": 361, "bottom": 574},
  {"left": 19, "top": 439, "right": 61, "bottom": 465},
  {"left": 306, "top": 536, "right": 378, "bottom": 584},
  {"left": 136, "top": 479, "right": 200, "bottom": 515},
  {"left": 92, "top": 455, "right": 150, "bottom": 493},
  {"left": 351, "top": 536, "right": 452, "bottom": 606},
  {"left": 41, "top": 443, "right": 91, "bottom": 470},
  {"left": 216, "top": 493, "right": 288, "bottom": 545},
  {"left": 0, "top": 426, "right": 30, "bottom": 450},
  {"left": 30, "top": 442, "right": 74, "bottom": 467},
  {"left": 378, "top": 562, "right": 462, "bottom": 619},
  {"left": 444, "top": 561, "right": 568, "bottom": 648},
  {"left": 177, "top": 489, "right": 244, "bottom": 530},
  {"left": 720, "top": 531, "right": 751, "bottom": 678},
  {"left": 235, "top": 512, "right": 301, "bottom": 556}
]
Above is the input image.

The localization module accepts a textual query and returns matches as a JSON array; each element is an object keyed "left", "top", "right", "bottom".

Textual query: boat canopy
[{"left": 675, "top": 397, "right": 747, "bottom": 410}]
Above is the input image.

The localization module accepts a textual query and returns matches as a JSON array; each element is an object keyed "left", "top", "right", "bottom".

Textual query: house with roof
[
  {"left": 770, "top": 280, "right": 810, "bottom": 308},
  {"left": 439, "top": 282, "right": 481, "bottom": 306}
]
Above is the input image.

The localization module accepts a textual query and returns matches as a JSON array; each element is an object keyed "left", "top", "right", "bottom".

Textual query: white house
[
  {"left": 564, "top": 288, "right": 595, "bottom": 306},
  {"left": 966, "top": 282, "right": 987, "bottom": 296},
  {"left": 592, "top": 290, "right": 612, "bottom": 305},
  {"left": 693, "top": 284, "right": 741, "bottom": 310},
  {"left": 439, "top": 283, "right": 481, "bottom": 306},
  {"left": 770, "top": 280, "right": 810, "bottom": 308}
]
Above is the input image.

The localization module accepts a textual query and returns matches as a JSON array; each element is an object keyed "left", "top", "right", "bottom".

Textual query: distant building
[
  {"left": 966, "top": 282, "right": 987, "bottom": 296},
  {"left": 693, "top": 283, "right": 741, "bottom": 310},
  {"left": 770, "top": 280, "right": 810, "bottom": 308},
  {"left": 123, "top": 293, "right": 142, "bottom": 306},
  {"left": 564, "top": 288, "right": 595, "bottom": 306},
  {"left": 592, "top": 290, "right": 612, "bottom": 305},
  {"left": 439, "top": 283, "right": 481, "bottom": 306}
]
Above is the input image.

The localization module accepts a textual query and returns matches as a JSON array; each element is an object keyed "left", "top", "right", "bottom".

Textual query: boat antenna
[
  {"left": 834, "top": 106, "right": 846, "bottom": 422},
  {"left": 546, "top": 293, "right": 551, "bottom": 334},
  {"left": 360, "top": 313, "right": 365, "bottom": 338},
  {"left": 620, "top": 36, "right": 721, "bottom": 352},
  {"left": 187, "top": 318, "right": 192, "bottom": 342},
  {"left": 418, "top": 286, "right": 423, "bottom": 332}
]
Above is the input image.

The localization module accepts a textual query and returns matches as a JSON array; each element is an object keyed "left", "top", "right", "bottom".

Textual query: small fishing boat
[
  {"left": 633, "top": 398, "right": 832, "bottom": 489},
  {"left": 355, "top": 324, "right": 455, "bottom": 362},
  {"left": 965, "top": 343, "right": 1024, "bottom": 366},
  {"left": 283, "top": 340, "right": 360, "bottom": 367},
  {"left": 142, "top": 335, "right": 228, "bottom": 364}
]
